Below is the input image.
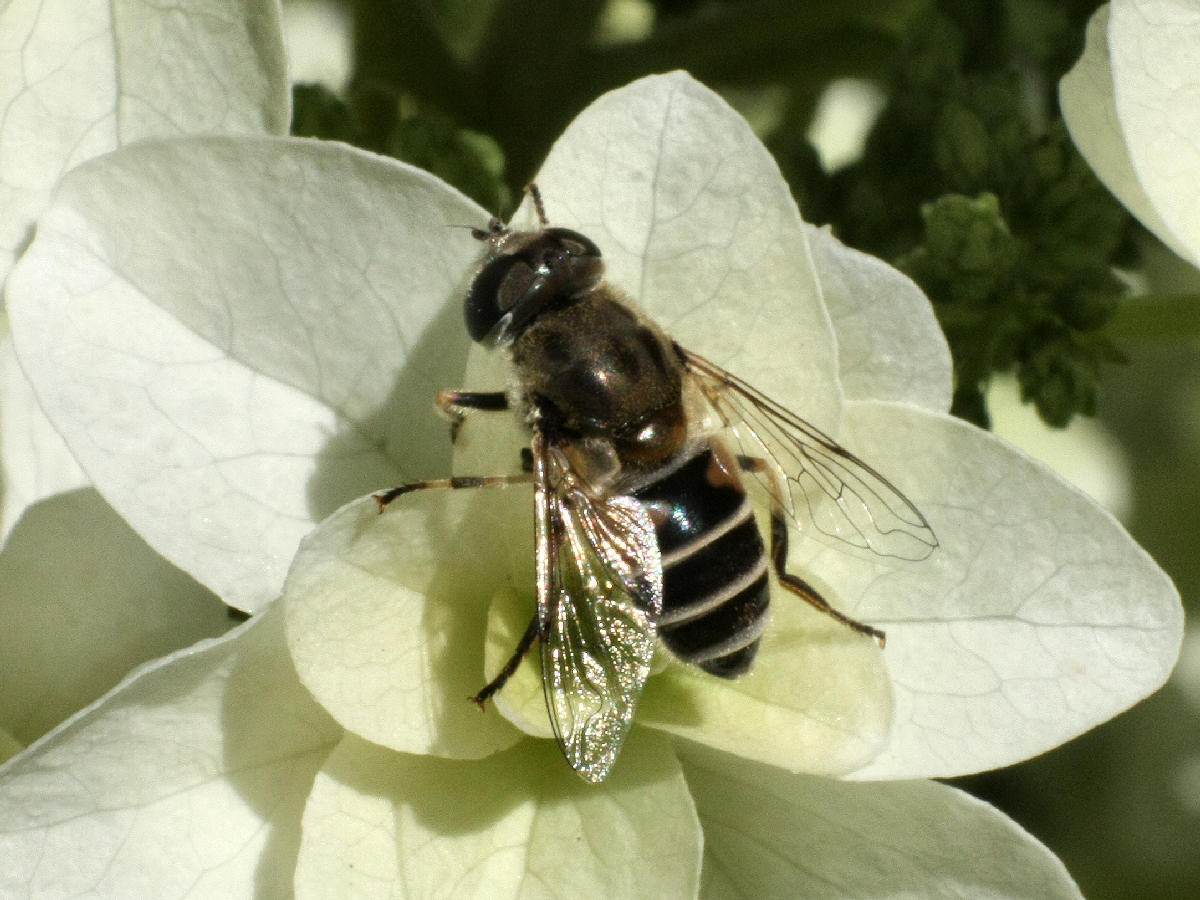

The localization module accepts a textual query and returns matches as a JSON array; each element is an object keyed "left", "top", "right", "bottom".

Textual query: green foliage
[
  {"left": 291, "top": 84, "right": 357, "bottom": 146},
  {"left": 385, "top": 112, "right": 510, "bottom": 214},
  {"left": 292, "top": 83, "right": 511, "bottom": 212},
  {"left": 799, "top": 1, "right": 1132, "bottom": 427}
]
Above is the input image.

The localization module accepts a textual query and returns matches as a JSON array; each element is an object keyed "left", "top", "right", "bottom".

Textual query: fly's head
[{"left": 463, "top": 219, "right": 605, "bottom": 345}]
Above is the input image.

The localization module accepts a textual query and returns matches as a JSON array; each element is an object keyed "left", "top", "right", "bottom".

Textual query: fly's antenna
[
  {"left": 463, "top": 185, "right": 543, "bottom": 240},
  {"left": 464, "top": 218, "right": 506, "bottom": 241},
  {"left": 465, "top": 185, "right": 514, "bottom": 240},
  {"left": 526, "top": 183, "right": 549, "bottom": 226}
]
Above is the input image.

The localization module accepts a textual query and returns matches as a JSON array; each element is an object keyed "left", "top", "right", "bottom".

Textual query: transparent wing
[
  {"left": 685, "top": 350, "right": 937, "bottom": 561},
  {"left": 532, "top": 434, "right": 662, "bottom": 783}
]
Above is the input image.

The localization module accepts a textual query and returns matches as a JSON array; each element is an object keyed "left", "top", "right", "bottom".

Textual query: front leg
[
  {"left": 435, "top": 389, "right": 509, "bottom": 442},
  {"left": 470, "top": 614, "right": 541, "bottom": 708}
]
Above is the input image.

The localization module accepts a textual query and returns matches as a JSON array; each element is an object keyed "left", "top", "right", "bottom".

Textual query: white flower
[
  {"left": 0, "top": 71, "right": 1181, "bottom": 897},
  {"left": 0, "top": 0, "right": 288, "bottom": 757},
  {"left": 1060, "top": 0, "right": 1200, "bottom": 270},
  {"left": 0, "top": 0, "right": 289, "bottom": 533}
]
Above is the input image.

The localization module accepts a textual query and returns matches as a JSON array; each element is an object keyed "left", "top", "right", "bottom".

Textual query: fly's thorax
[
  {"left": 550, "top": 370, "right": 719, "bottom": 498},
  {"left": 511, "top": 287, "right": 685, "bottom": 437},
  {"left": 611, "top": 399, "right": 688, "bottom": 468}
]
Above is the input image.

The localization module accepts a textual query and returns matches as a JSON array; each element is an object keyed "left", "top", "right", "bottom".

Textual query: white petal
[
  {"left": 1108, "top": 0, "right": 1200, "bottom": 266},
  {"left": 480, "top": 583, "right": 554, "bottom": 739},
  {"left": 1060, "top": 3, "right": 1200, "bottom": 267},
  {"left": 7, "top": 138, "right": 486, "bottom": 610},
  {"left": 806, "top": 223, "right": 952, "bottom": 412},
  {"left": 295, "top": 731, "right": 701, "bottom": 900},
  {"left": 0, "top": 488, "right": 232, "bottom": 748},
  {"left": 0, "top": 603, "right": 342, "bottom": 898},
  {"left": 284, "top": 491, "right": 527, "bottom": 759},
  {"left": 282, "top": 0, "right": 353, "bottom": 93},
  {"left": 639, "top": 596, "right": 893, "bottom": 777},
  {"left": 0, "top": 0, "right": 288, "bottom": 284},
  {"left": 531, "top": 71, "right": 842, "bottom": 433},
  {"left": 828, "top": 401, "right": 1182, "bottom": 779},
  {"left": 679, "top": 743, "right": 1082, "bottom": 899},
  {"left": 0, "top": 324, "right": 87, "bottom": 539}
]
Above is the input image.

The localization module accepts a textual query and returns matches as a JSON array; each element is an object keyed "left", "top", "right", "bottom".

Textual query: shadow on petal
[{"left": 219, "top": 605, "right": 342, "bottom": 893}]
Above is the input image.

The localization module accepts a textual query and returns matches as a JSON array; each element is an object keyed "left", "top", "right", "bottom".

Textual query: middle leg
[
  {"left": 371, "top": 471, "right": 542, "bottom": 705},
  {"left": 470, "top": 614, "right": 541, "bottom": 708}
]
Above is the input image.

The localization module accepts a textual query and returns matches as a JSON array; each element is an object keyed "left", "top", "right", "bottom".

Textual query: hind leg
[
  {"left": 737, "top": 454, "right": 886, "bottom": 647},
  {"left": 373, "top": 471, "right": 538, "bottom": 705}
]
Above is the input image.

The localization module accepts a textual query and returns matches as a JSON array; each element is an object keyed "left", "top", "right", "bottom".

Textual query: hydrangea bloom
[
  {"left": 1060, "top": 0, "right": 1200, "bottom": 270},
  {"left": 0, "top": 0, "right": 288, "bottom": 532},
  {"left": 0, "top": 0, "right": 287, "bottom": 757},
  {"left": 0, "top": 72, "right": 1181, "bottom": 897}
]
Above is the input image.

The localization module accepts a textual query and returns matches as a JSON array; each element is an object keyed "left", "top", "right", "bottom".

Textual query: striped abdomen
[{"left": 631, "top": 443, "right": 769, "bottom": 677}]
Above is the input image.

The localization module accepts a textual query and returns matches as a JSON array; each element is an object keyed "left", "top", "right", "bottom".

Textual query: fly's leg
[
  {"left": 373, "top": 472, "right": 541, "bottom": 704},
  {"left": 768, "top": 512, "right": 886, "bottom": 647},
  {"left": 470, "top": 614, "right": 541, "bottom": 708},
  {"left": 737, "top": 454, "right": 887, "bottom": 648},
  {"left": 373, "top": 472, "right": 530, "bottom": 510},
  {"left": 435, "top": 389, "right": 509, "bottom": 442}
]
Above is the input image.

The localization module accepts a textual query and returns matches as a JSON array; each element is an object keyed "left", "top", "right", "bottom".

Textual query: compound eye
[
  {"left": 464, "top": 253, "right": 526, "bottom": 341},
  {"left": 544, "top": 228, "right": 601, "bottom": 260},
  {"left": 495, "top": 259, "right": 536, "bottom": 313}
]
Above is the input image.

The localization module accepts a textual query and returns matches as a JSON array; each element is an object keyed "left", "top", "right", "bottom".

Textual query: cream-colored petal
[
  {"left": 8, "top": 138, "right": 485, "bottom": 610},
  {"left": 295, "top": 732, "right": 701, "bottom": 899},
  {"left": 830, "top": 401, "right": 1182, "bottom": 779}
]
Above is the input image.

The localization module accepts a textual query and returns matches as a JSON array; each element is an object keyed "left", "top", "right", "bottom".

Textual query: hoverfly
[{"left": 376, "top": 185, "right": 937, "bottom": 782}]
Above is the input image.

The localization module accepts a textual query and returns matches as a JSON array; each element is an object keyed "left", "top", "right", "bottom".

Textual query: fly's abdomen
[{"left": 632, "top": 444, "right": 769, "bottom": 678}]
